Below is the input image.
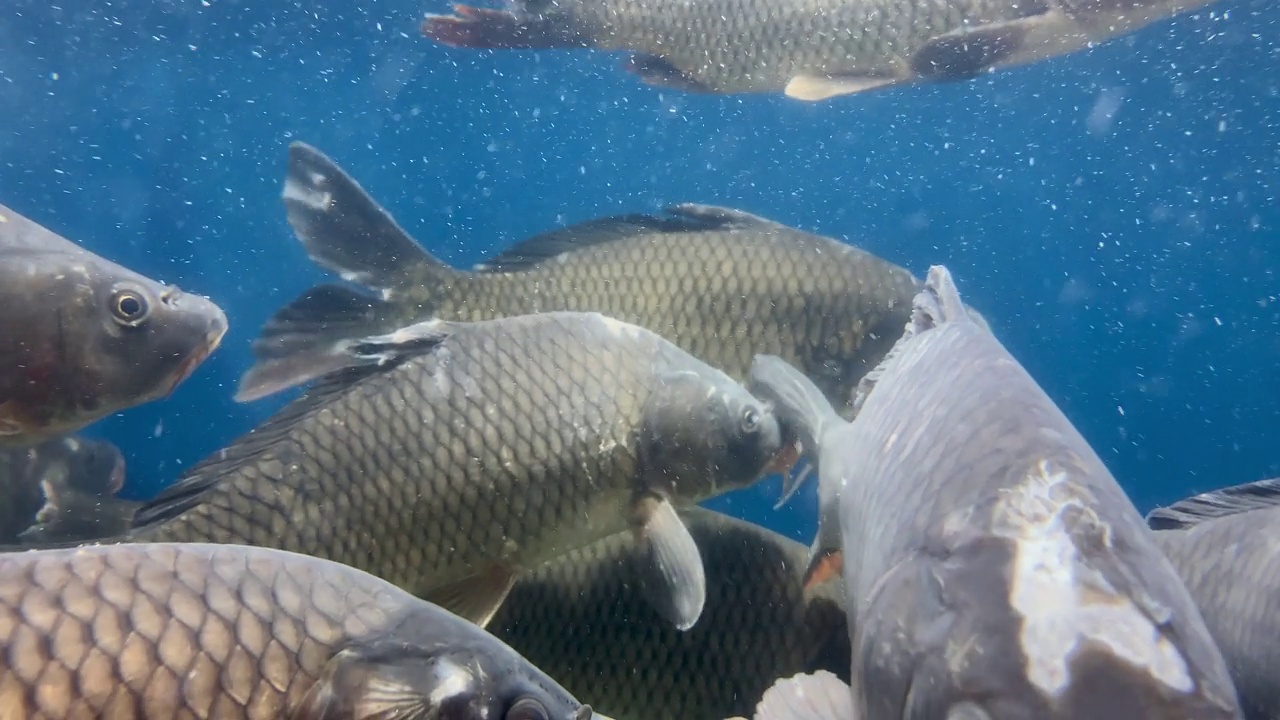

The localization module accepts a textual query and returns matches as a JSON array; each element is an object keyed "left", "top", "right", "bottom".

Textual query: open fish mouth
[
  {"left": 764, "top": 438, "right": 803, "bottom": 476},
  {"left": 163, "top": 323, "right": 228, "bottom": 397}
]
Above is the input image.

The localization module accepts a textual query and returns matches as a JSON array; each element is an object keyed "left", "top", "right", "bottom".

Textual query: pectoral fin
[
  {"left": 424, "top": 564, "right": 519, "bottom": 629},
  {"left": 631, "top": 495, "right": 706, "bottom": 631},
  {"left": 909, "top": 12, "right": 1054, "bottom": 80},
  {"left": 299, "top": 646, "right": 478, "bottom": 720}
]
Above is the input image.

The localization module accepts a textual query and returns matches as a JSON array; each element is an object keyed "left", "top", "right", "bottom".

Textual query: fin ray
[
  {"left": 632, "top": 495, "right": 707, "bottom": 631},
  {"left": 425, "top": 565, "right": 520, "bottom": 628},
  {"left": 283, "top": 141, "right": 443, "bottom": 291},
  {"left": 1147, "top": 477, "right": 1280, "bottom": 530}
]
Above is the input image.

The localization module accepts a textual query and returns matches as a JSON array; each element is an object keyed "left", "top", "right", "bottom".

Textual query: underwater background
[{"left": 2, "top": 0, "right": 1276, "bottom": 543}]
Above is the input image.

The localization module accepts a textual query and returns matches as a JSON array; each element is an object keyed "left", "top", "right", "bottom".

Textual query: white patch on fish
[
  {"left": 994, "top": 459, "right": 1193, "bottom": 697},
  {"left": 428, "top": 658, "right": 475, "bottom": 707},
  {"left": 282, "top": 173, "right": 333, "bottom": 213}
]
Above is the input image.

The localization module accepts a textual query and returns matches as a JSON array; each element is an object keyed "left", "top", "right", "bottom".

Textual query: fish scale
[
  {"left": 487, "top": 507, "right": 851, "bottom": 720},
  {"left": 0, "top": 542, "right": 603, "bottom": 720},
  {"left": 235, "top": 143, "right": 931, "bottom": 427},
  {"left": 75, "top": 310, "right": 786, "bottom": 634}
]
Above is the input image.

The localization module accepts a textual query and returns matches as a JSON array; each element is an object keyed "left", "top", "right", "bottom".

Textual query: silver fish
[
  {"left": 1147, "top": 477, "right": 1280, "bottom": 720},
  {"left": 748, "top": 265, "right": 1243, "bottom": 718},
  {"left": 0, "top": 202, "right": 228, "bottom": 445},
  {"left": 421, "top": 0, "right": 1216, "bottom": 100}
]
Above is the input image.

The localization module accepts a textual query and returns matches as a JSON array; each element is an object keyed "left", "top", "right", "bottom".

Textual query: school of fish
[{"left": 2, "top": 0, "right": 1272, "bottom": 718}]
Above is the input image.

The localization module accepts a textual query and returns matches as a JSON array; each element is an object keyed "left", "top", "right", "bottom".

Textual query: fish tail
[
  {"left": 422, "top": 6, "right": 591, "bottom": 49},
  {"left": 237, "top": 143, "right": 463, "bottom": 402}
]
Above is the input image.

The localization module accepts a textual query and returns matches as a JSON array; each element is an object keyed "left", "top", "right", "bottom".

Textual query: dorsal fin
[
  {"left": 1146, "top": 477, "right": 1280, "bottom": 530},
  {"left": 131, "top": 323, "right": 453, "bottom": 530},
  {"left": 851, "top": 265, "right": 971, "bottom": 416},
  {"left": 473, "top": 203, "right": 781, "bottom": 273}
]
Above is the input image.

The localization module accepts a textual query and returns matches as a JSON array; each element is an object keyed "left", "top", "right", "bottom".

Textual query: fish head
[
  {"left": 77, "top": 270, "right": 229, "bottom": 409},
  {"left": 302, "top": 642, "right": 608, "bottom": 720},
  {"left": 637, "top": 366, "right": 787, "bottom": 500},
  {"left": 43, "top": 435, "right": 127, "bottom": 497}
]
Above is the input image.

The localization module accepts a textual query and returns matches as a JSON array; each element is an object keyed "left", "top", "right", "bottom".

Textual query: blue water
[{"left": 2, "top": 0, "right": 1276, "bottom": 543}]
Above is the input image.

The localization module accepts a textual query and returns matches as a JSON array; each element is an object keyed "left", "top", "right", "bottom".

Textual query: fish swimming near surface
[
  {"left": 1146, "top": 477, "right": 1280, "bottom": 720},
  {"left": 419, "top": 0, "right": 1216, "bottom": 100},
  {"left": 488, "top": 506, "right": 851, "bottom": 720},
  {"left": 747, "top": 265, "right": 1243, "bottom": 718},
  {"left": 0, "top": 434, "right": 138, "bottom": 544},
  {"left": 0, "top": 542, "right": 610, "bottom": 720},
  {"left": 50, "top": 310, "right": 789, "bottom": 634},
  {"left": 0, "top": 202, "right": 228, "bottom": 446},
  {"left": 236, "top": 142, "right": 927, "bottom": 437}
]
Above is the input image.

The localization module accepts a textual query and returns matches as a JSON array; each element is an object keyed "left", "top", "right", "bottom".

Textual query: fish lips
[{"left": 161, "top": 303, "right": 229, "bottom": 397}]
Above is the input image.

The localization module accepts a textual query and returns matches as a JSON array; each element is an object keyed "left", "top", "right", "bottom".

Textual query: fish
[
  {"left": 236, "top": 141, "right": 925, "bottom": 436},
  {"left": 419, "top": 0, "right": 1215, "bottom": 101},
  {"left": 0, "top": 434, "right": 139, "bottom": 545},
  {"left": 85, "top": 310, "right": 789, "bottom": 633},
  {"left": 1146, "top": 477, "right": 1280, "bottom": 720},
  {"left": 746, "top": 265, "right": 1243, "bottom": 718},
  {"left": 0, "top": 541, "right": 610, "bottom": 720},
  {"left": 0, "top": 202, "right": 228, "bottom": 445},
  {"left": 487, "top": 506, "right": 851, "bottom": 720}
]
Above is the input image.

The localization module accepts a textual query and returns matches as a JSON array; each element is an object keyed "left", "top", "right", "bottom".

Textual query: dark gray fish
[
  {"left": 1147, "top": 478, "right": 1280, "bottom": 720},
  {"left": 748, "top": 265, "right": 1243, "bottom": 718},
  {"left": 77, "top": 311, "right": 788, "bottom": 633},
  {"left": 0, "top": 202, "right": 228, "bottom": 445},
  {"left": 488, "top": 506, "right": 851, "bottom": 720},
  {"left": 0, "top": 434, "right": 138, "bottom": 544},
  {"left": 0, "top": 542, "right": 610, "bottom": 720},
  {"left": 237, "top": 142, "right": 925, "bottom": 438},
  {"left": 421, "top": 0, "right": 1215, "bottom": 100}
]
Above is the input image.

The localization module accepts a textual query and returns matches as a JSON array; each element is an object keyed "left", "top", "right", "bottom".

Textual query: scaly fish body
[
  {"left": 422, "top": 0, "right": 1216, "bottom": 99},
  {"left": 0, "top": 434, "right": 137, "bottom": 544},
  {"left": 749, "top": 266, "right": 1242, "bottom": 718},
  {"left": 118, "top": 311, "right": 785, "bottom": 631},
  {"left": 236, "top": 142, "right": 928, "bottom": 427},
  {"left": 0, "top": 202, "right": 228, "bottom": 445},
  {"left": 0, "top": 542, "right": 606, "bottom": 720},
  {"left": 489, "top": 507, "right": 851, "bottom": 720},
  {"left": 1147, "top": 479, "right": 1280, "bottom": 720}
]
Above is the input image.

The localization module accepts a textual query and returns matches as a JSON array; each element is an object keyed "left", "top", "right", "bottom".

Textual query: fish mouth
[
  {"left": 763, "top": 438, "right": 802, "bottom": 476},
  {"left": 163, "top": 323, "right": 228, "bottom": 397}
]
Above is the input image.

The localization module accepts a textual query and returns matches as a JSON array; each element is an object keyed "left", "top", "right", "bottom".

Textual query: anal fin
[
  {"left": 631, "top": 495, "right": 706, "bottom": 631},
  {"left": 425, "top": 564, "right": 520, "bottom": 629},
  {"left": 784, "top": 74, "right": 900, "bottom": 101}
]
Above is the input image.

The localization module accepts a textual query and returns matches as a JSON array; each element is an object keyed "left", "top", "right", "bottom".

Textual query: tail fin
[
  {"left": 282, "top": 142, "right": 446, "bottom": 293},
  {"left": 238, "top": 143, "right": 459, "bottom": 402},
  {"left": 422, "top": 5, "right": 591, "bottom": 49},
  {"left": 748, "top": 355, "right": 843, "bottom": 506}
]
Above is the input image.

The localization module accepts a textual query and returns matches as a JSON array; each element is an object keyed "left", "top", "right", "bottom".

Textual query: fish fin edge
[
  {"left": 425, "top": 564, "right": 520, "bottom": 629},
  {"left": 1147, "top": 476, "right": 1280, "bottom": 530},
  {"left": 631, "top": 495, "right": 707, "bottom": 632},
  {"left": 750, "top": 670, "right": 856, "bottom": 720}
]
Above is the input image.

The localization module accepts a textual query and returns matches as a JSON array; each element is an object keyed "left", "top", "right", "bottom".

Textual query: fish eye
[
  {"left": 109, "top": 289, "right": 151, "bottom": 326},
  {"left": 506, "top": 697, "right": 550, "bottom": 720},
  {"left": 741, "top": 407, "right": 762, "bottom": 434}
]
